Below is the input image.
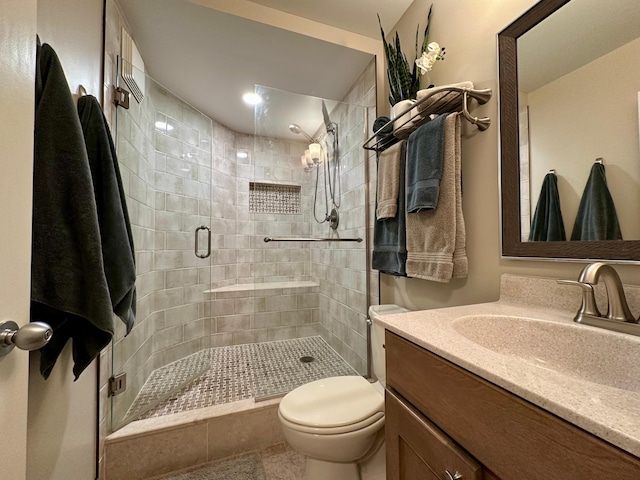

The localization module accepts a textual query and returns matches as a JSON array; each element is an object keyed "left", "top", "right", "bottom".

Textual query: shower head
[
  {"left": 321, "top": 100, "right": 337, "bottom": 135},
  {"left": 288, "top": 123, "right": 317, "bottom": 143}
]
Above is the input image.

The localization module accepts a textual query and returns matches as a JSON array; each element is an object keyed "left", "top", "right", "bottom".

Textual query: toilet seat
[
  {"left": 279, "top": 376, "right": 384, "bottom": 435},
  {"left": 279, "top": 410, "right": 384, "bottom": 435}
]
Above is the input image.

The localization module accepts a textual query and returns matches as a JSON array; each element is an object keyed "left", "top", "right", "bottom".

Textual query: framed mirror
[{"left": 499, "top": 0, "right": 640, "bottom": 261}]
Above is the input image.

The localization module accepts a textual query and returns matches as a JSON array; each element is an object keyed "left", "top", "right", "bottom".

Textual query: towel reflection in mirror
[{"left": 529, "top": 160, "right": 622, "bottom": 242}]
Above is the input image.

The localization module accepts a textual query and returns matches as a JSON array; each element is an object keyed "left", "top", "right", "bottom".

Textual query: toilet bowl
[{"left": 278, "top": 305, "right": 409, "bottom": 480}]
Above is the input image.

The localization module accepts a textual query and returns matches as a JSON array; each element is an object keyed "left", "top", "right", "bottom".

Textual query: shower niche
[{"left": 249, "top": 182, "right": 301, "bottom": 215}]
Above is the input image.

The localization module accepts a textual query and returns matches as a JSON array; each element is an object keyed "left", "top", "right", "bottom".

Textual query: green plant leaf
[
  {"left": 378, "top": 5, "right": 435, "bottom": 105},
  {"left": 421, "top": 5, "right": 433, "bottom": 54}
]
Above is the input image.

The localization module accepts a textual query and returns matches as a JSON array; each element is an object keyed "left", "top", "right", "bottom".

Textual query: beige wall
[
  {"left": 380, "top": 0, "right": 640, "bottom": 311},
  {"left": 27, "top": 1, "right": 103, "bottom": 479},
  {"left": 528, "top": 37, "right": 640, "bottom": 240}
]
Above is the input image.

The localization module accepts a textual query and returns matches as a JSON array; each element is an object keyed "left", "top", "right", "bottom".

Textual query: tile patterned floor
[
  {"left": 146, "top": 443, "right": 306, "bottom": 480},
  {"left": 252, "top": 336, "right": 359, "bottom": 399},
  {"left": 128, "top": 336, "right": 357, "bottom": 421},
  {"left": 125, "top": 348, "right": 214, "bottom": 420}
]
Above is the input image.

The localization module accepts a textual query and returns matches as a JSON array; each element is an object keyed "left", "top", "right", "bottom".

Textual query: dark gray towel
[
  {"left": 406, "top": 114, "right": 448, "bottom": 212},
  {"left": 373, "top": 115, "right": 395, "bottom": 150},
  {"left": 571, "top": 163, "right": 622, "bottom": 241},
  {"left": 33, "top": 43, "right": 113, "bottom": 379},
  {"left": 78, "top": 95, "right": 136, "bottom": 333},
  {"left": 528, "top": 172, "right": 566, "bottom": 241},
  {"left": 373, "top": 116, "right": 392, "bottom": 139},
  {"left": 373, "top": 142, "right": 407, "bottom": 276}
]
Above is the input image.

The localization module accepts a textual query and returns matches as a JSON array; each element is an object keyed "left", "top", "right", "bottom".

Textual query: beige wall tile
[
  {"left": 206, "top": 405, "right": 285, "bottom": 461},
  {"left": 105, "top": 423, "right": 208, "bottom": 480}
]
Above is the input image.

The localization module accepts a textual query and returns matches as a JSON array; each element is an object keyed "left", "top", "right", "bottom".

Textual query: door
[{"left": 0, "top": 0, "right": 38, "bottom": 478}]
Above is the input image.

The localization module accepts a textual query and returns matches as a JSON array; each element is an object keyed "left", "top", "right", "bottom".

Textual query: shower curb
[{"left": 104, "top": 398, "right": 284, "bottom": 480}]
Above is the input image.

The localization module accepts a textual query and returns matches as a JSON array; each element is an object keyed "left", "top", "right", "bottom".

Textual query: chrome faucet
[{"left": 558, "top": 262, "right": 640, "bottom": 336}]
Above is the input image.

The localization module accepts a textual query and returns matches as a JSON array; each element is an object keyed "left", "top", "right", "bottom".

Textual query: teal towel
[
  {"left": 528, "top": 172, "right": 566, "bottom": 241},
  {"left": 571, "top": 163, "right": 622, "bottom": 241},
  {"left": 406, "top": 114, "right": 448, "bottom": 212}
]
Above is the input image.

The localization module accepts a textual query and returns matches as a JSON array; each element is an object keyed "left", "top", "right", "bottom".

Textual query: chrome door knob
[{"left": 0, "top": 320, "right": 53, "bottom": 356}]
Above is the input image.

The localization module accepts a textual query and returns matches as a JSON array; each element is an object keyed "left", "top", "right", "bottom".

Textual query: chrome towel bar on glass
[{"left": 264, "top": 237, "right": 362, "bottom": 243}]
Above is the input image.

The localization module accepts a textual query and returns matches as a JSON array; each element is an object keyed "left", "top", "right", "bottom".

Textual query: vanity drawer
[
  {"left": 386, "top": 388, "right": 483, "bottom": 480},
  {"left": 386, "top": 331, "right": 640, "bottom": 480}
]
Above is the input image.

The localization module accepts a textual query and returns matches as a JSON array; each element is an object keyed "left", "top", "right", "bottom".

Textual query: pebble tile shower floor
[{"left": 126, "top": 336, "right": 358, "bottom": 421}]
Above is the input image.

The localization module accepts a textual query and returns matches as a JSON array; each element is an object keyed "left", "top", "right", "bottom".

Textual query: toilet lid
[{"left": 279, "top": 376, "right": 384, "bottom": 429}]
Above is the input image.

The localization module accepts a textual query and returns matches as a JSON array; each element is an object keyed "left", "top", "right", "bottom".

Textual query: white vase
[{"left": 391, "top": 99, "right": 415, "bottom": 132}]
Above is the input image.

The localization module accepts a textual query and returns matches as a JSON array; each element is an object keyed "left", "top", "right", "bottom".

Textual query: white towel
[
  {"left": 416, "top": 81, "right": 474, "bottom": 114},
  {"left": 406, "top": 112, "right": 467, "bottom": 282}
]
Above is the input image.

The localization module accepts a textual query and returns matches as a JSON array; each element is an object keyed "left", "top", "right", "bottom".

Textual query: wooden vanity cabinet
[
  {"left": 385, "top": 331, "right": 640, "bottom": 480},
  {"left": 386, "top": 389, "right": 487, "bottom": 480}
]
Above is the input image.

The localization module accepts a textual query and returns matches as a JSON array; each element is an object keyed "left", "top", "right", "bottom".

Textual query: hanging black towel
[
  {"left": 571, "top": 162, "right": 622, "bottom": 241},
  {"left": 78, "top": 95, "right": 137, "bottom": 333},
  {"left": 32, "top": 43, "right": 113, "bottom": 379},
  {"left": 528, "top": 172, "right": 566, "bottom": 241}
]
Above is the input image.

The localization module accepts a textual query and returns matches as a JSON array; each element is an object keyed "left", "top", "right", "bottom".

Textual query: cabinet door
[{"left": 386, "top": 390, "right": 483, "bottom": 480}]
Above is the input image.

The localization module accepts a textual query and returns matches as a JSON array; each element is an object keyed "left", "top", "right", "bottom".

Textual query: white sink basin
[{"left": 452, "top": 315, "right": 640, "bottom": 392}]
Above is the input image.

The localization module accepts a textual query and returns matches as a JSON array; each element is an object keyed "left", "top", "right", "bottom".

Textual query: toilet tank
[{"left": 369, "top": 305, "right": 409, "bottom": 388}]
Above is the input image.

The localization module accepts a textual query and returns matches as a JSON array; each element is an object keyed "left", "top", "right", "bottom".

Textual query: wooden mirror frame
[{"left": 498, "top": 0, "right": 640, "bottom": 261}]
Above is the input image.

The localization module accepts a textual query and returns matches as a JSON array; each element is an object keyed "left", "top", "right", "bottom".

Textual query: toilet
[{"left": 278, "top": 305, "right": 409, "bottom": 480}]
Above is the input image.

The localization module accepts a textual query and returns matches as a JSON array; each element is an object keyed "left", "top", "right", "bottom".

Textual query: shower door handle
[{"left": 195, "top": 225, "right": 211, "bottom": 259}]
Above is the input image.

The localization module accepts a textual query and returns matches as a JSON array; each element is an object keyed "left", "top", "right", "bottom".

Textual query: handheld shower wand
[
  {"left": 290, "top": 115, "right": 341, "bottom": 229},
  {"left": 289, "top": 124, "right": 319, "bottom": 143}
]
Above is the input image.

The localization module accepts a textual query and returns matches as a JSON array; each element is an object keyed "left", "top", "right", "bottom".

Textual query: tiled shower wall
[
  {"left": 208, "top": 121, "right": 238, "bottom": 291},
  {"left": 206, "top": 126, "right": 323, "bottom": 347},
  {"left": 205, "top": 124, "right": 319, "bottom": 292},
  {"left": 311, "top": 60, "right": 378, "bottom": 374},
  {"left": 147, "top": 83, "right": 214, "bottom": 367}
]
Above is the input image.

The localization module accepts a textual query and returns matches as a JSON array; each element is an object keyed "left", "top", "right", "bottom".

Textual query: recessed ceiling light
[
  {"left": 242, "top": 92, "right": 262, "bottom": 106},
  {"left": 237, "top": 151, "right": 248, "bottom": 159}
]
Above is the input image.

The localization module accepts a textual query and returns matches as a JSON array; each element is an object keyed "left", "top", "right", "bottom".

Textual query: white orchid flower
[
  {"left": 416, "top": 52, "right": 436, "bottom": 74},
  {"left": 416, "top": 42, "right": 445, "bottom": 75}
]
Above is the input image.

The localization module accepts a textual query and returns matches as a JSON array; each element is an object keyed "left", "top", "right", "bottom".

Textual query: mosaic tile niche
[{"left": 249, "top": 182, "right": 301, "bottom": 215}]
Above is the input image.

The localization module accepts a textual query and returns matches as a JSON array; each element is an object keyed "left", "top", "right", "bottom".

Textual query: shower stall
[{"left": 108, "top": 59, "right": 375, "bottom": 431}]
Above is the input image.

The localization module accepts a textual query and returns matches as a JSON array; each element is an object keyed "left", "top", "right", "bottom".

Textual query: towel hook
[
  {"left": 548, "top": 168, "right": 556, "bottom": 175},
  {"left": 595, "top": 157, "right": 604, "bottom": 164},
  {"left": 77, "top": 84, "right": 88, "bottom": 97}
]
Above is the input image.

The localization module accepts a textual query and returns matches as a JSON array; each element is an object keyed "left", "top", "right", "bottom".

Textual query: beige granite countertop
[{"left": 377, "top": 274, "right": 640, "bottom": 458}]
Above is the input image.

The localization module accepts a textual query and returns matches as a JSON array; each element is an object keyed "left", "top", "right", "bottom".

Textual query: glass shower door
[{"left": 110, "top": 59, "right": 214, "bottom": 430}]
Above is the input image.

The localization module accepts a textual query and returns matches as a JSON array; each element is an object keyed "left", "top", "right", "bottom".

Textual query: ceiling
[
  {"left": 247, "top": 0, "right": 413, "bottom": 39},
  {"left": 118, "top": 0, "right": 412, "bottom": 140},
  {"left": 518, "top": 0, "right": 640, "bottom": 93}
]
